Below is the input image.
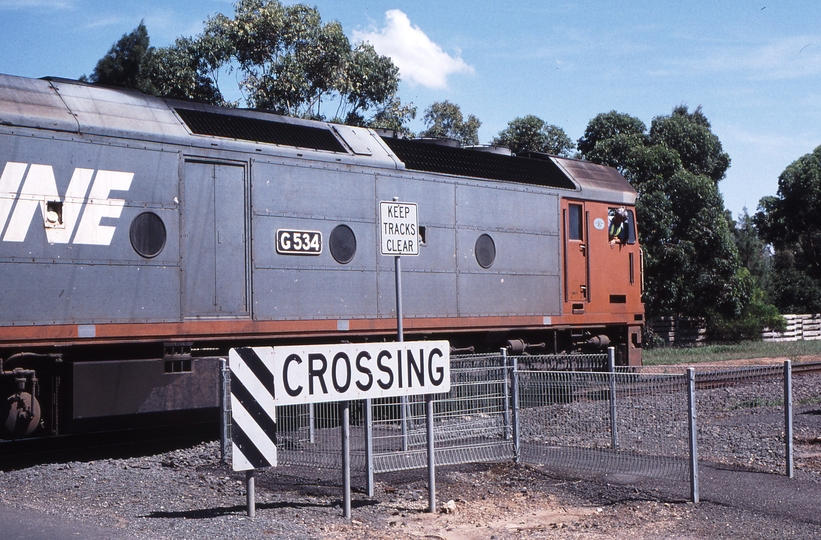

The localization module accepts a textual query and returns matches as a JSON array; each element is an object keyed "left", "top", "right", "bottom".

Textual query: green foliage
[
  {"left": 731, "top": 209, "right": 771, "bottom": 289},
  {"left": 201, "top": 0, "right": 402, "bottom": 121},
  {"left": 363, "top": 97, "right": 417, "bottom": 134},
  {"left": 87, "top": 1, "right": 409, "bottom": 129},
  {"left": 576, "top": 111, "right": 647, "bottom": 170},
  {"left": 578, "top": 106, "right": 778, "bottom": 340},
  {"left": 491, "top": 115, "right": 575, "bottom": 157},
  {"left": 419, "top": 100, "right": 481, "bottom": 146},
  {"left": 146, "top": 36, "right": 226, "bottom": 104},
  {"left": 88, "top": 22, "right": 155, "bottom": 94},
  {"left": 705, "top": 273, "right": 786, "bottom": 342},
  {"left": 648, "top": 105, "right": 730, "bottom": 182},
  {"left": 755, "top": 145, "right": 821, "bottom": 313},
  {"left": 756, "top": 145, "right": 821, "bottom": 269},
  {"left": 766, "top": 263, "right": 821, "bottom": 313}
]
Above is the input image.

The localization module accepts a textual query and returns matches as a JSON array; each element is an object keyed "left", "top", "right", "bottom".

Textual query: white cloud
[{"left": 352, "top": 10, "right": 473, "bottom": 89}]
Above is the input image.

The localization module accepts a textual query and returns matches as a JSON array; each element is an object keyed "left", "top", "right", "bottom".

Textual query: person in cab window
[{"left": 609, "top": 207, "right": 629, "bottom": 247}]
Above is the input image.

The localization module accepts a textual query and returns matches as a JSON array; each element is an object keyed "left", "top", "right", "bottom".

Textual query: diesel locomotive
[{"left": 0, "top": 73, "right": 643, "bottom": 440}]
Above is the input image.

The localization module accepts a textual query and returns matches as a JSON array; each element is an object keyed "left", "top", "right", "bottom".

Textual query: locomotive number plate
[{"left": 276, "top": 229, "right": 322, "bottom": 255}]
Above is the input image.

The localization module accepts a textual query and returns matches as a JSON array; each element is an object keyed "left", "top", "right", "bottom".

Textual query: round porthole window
[
  {"left": 475, "top": 234, "right": 496, "bottom": 269},
  {"left": 130, "top": 212, "right": 166, "bottom": 259},
  {"left": 329, "top": 224, "right": 356, "bottom": 264}
]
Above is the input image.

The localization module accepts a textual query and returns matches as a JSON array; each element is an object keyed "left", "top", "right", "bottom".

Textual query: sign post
[
  {"left": 380, "top": 198, "right": 419, "bottom": 452},
  {"left": 377, "top": 198, "right": 439, "bottom": 511}
]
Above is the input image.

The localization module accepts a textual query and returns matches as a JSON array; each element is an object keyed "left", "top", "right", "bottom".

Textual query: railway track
[
  {"left": 791, "top": 360, "right": 821, "bottom": 375},
  {"left": 693, "top": 360, "right": 821, "bottom": 390}
]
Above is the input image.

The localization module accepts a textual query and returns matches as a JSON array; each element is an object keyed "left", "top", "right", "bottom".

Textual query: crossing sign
[{"left": 229, "top": 347, "right": 278, "bottom": 471}]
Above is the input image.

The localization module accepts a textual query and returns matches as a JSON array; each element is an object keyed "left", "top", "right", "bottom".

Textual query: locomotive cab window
[
  {"left": 608, "top": 207, "right": 636, "bottom": 245},
  {"left": 568, "top": 204, "right": 583, "bottom": 241}
]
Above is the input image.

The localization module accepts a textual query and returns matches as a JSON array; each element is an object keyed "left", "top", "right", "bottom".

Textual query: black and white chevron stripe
[{"left": 229, "top": 347, "right": 278, "bottom": 471}]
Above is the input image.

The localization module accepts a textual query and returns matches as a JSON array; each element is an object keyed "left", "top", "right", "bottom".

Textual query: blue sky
[{"left": 2, "top": 0, "right": 821, "bottom": 220}]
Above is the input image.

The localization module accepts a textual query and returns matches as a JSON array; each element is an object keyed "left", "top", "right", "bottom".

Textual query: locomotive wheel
[{"left": 2, "top": 391, "right": 41, "bottom": 439}]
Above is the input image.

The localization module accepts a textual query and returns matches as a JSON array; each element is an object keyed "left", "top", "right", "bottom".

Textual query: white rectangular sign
[
  {"left": 380, "top": 200, "right": 419, "bottom": 256},
  {"left": 231, "top": 341, "right": 450, "bottom": 405}
]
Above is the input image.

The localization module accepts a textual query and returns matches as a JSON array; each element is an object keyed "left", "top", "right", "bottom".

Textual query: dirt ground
[{"left": 259, "top": 453, "right": 821, "bottom": 540}]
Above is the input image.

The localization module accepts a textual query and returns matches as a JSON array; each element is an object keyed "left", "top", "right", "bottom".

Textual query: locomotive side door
[
  {"left": 562, "top": 199, "right": 589, "bottom": 311},
  {"left": 181, "top": 160, "right": 249, "bottom": 318}
]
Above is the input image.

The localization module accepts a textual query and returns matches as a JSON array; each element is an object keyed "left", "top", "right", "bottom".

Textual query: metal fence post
[
  {"left": 607, "top": 347, "right": 618, "bottom": 450},
  {"left": 502, "top": 348, "right": 511, "bottom": 440},
  {"left": 365, "top": 398, "right": 374, "bottom": 496},
  {"left": 341, "top": 400, "right": 351, "bottom": 519},
  {"left": 219, "top": 358, "right": 230, "bottom": 465},
  {"left": 512, "top": 355, "right": 520, "bottom": 463},
  {"left": 785, "top": 360, "right": 794, "bottom": 478},
  {"left": 687, "top": 367, "right": 699, "bottom": 503}
]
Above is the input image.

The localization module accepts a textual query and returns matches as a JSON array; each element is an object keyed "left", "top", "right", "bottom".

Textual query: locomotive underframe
[{"left": 0, "top": 319, "right": 640, "bottom": 441}]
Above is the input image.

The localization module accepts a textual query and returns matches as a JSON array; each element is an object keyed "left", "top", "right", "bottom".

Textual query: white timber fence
[
  {"left": 652, "top": 314, "right": 821, "bottom": 345},
  {"left": 762, "top": 314, "right": 821, "bottom": 342}
]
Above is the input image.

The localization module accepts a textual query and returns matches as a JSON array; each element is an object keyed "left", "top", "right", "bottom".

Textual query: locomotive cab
[{"left": 555, "top": 155, "right": 644, "bottom": 366}]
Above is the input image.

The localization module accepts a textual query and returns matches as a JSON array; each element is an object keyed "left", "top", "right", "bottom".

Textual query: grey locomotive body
[{"left": 0, "top": 74, "right": 643, "bottom": 440}]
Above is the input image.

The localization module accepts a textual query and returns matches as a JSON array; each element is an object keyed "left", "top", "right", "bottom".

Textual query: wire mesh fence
[
  {"left": 371, "top": 354, "right": 514, "bottom": 473},
  {"left": 221, "top": 351, "right": 804, "bottom": 503},
  {"left": 620, "top": 363, "right": 792, "bottom": 475},
  {"left": 695, "top": 365, "right": 788, "bottom": 474},
  {"left": 517, "top": 369, "right": 692, "bottom": 481}
]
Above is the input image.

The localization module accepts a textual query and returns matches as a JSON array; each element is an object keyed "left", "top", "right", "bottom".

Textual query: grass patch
[
  {"left": 798, "top": 396, "right": 821, "bottom": 407},
  {"left": 730, "top": 398, "right": 783, "bottom": 410},
  {"left": 643, "top": 340, "right": 821, "bottom": 366}
]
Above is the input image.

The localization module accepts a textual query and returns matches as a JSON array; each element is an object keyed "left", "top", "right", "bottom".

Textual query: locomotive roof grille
[
  {"left": 175, "top": 108, "right": 346, "bottom": 153},
  {"left": 381, "top": 136, "right": 577, "bottom": 189}
]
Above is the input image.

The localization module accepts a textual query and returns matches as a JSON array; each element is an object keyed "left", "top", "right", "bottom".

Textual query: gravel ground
[
  {"left": 2, "top": 368, "right": 821, "bottom": 539},
  {"left": 3, "top": 443, "right": 821, "bottom": 539}
]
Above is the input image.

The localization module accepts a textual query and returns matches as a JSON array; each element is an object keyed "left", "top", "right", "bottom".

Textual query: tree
[
  {"left": 419, "top": 100, "right": 481, "bottom": 146},
  {"left": 492, "top": 115, "right": 574, "bottom": 157},
  {"left": 648, "top": 105, "right": 730, "bottom": 183},
  {"left": 730, "top": 209, "right": 771, "bottom": 290},
  {"left": 364, "top": 97, "right": 417, "bottom": 134},
  {"left": 87, "top": 22, "right": 155, "bottom": 94},
  {"left": 577, "top": 111, "right": 647, "bottom": 170},
  {"left": 578, "top": 106, "right": 778, "bottom": 340},
  {"left": 202, "top": 0, "right": 401, "bottom": 121},
  {"left": 146, "top": 35, "right": 226, "bottom": 104},
  {"left": 755, "top": 145, "right": 821, "bottom": 313},
  {"left": 86, "top": 1, "right": 411, "bottom": 130}
]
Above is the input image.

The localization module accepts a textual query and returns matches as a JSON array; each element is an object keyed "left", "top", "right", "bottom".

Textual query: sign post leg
[
  {"left": 426, "top": 392, "right": 436, "bottom": 512},
  {"left": 395, "top": 252, "right": 411, "bottom": 451},
  {"left": 246, "top": 470, "right": 255, "bottom": 518}
]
